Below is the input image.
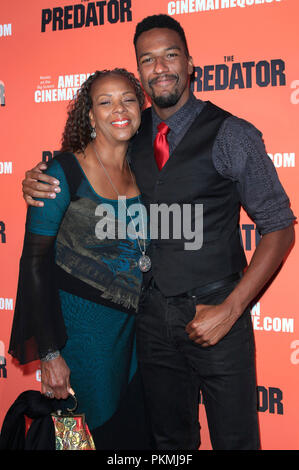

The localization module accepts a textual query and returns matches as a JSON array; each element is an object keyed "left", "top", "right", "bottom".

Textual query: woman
[{"left": 9, "top": 69, "right": 151, "bottom": 449}]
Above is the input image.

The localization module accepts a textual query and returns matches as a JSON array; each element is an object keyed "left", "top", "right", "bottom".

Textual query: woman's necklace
[{"left": 92, "top": 144, "right": 151, "bottom": 273}]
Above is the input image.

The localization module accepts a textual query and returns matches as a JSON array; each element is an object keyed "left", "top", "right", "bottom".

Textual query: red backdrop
[{"left": 0, "top": 0, "right": 298, "bottom": 450}]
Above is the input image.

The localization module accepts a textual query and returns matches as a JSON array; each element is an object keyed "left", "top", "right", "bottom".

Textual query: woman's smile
[{"left": 111, "top": 119, "right": 130, "bottom": 128}]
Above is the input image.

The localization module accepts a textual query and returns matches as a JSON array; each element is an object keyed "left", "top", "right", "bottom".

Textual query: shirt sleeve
[
  {"left": 9, "top": 159, "right": 71, "bottom": 364},
  {"left": 212, "top": 115, "right": 296, "bottom": 235},
  {"left": 26, "top": 159, "right": 71, "bottom": 235}
]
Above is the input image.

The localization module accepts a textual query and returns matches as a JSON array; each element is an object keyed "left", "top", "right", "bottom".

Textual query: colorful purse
[{"left": 51, "top": 394, "right": 96, "bottom": 450}]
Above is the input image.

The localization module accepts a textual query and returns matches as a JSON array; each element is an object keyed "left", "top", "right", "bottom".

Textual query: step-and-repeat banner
[{"left": 0, "top": 0, "right": 298, "bottom": 450}]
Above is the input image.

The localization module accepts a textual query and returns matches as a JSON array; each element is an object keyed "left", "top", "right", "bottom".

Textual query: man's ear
[{"left": 188, "top": 56, "right": 194, "bottom": 76}]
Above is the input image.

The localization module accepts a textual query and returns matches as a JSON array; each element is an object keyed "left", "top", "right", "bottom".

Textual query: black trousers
[{"left": 136, "top": 278, "right": 260, "bottom": 450}]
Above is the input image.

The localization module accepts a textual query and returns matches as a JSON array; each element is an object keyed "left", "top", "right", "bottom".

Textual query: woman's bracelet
[{"left": 40, "top": 350, "right": 60, "bottom": 362}]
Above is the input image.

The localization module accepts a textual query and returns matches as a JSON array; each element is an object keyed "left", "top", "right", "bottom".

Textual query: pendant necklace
[{"left": 93, "top": 144, "right": 151, "bottom": 273}]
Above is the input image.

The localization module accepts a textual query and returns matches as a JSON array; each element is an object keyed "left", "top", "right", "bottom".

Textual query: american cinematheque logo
[
  {"left": 34, "top": 74, "right": 91, "bottom": 103},
  {"left": 168, "top": 0, "right": 283, "bottom": 15},
  {"left": 41, "top": 0, "right": 132, "bottom": 32}
]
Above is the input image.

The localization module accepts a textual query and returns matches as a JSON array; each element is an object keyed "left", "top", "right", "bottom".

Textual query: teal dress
[{"left": 15, "top": 153, "right": 151, "bottom": 449}]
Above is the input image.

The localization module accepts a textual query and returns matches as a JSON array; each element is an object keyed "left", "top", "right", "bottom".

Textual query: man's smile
[{"left": 149, "top": 74, "right": 179, "bottom": 89}]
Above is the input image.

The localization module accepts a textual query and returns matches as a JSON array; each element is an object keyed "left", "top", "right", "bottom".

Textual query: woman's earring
[{"left": 91, "top": 127, "right": 96, "bottom": 139}]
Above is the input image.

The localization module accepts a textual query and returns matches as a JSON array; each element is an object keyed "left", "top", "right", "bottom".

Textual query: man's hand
[
  {"left": 22, "top": 162, "right": 61, "bottom": 207},
  {"left": 41, "top": 355, "right": 72, "bottom": 400},
  {"left": 185, "top": 300, "right": 238, "bottom": 347},
  {"left": 186, "top": 225, "right": 295, "bottom": 348}
]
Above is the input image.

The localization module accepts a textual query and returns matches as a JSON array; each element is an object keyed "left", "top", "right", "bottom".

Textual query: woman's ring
[{"left": 45, "top": 391, "right": 54, "bottom": 398}]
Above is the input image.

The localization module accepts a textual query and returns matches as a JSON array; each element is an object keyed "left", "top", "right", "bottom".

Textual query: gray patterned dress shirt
[{"left": 151, "top": 93, "right": 295, "bottom": 235}]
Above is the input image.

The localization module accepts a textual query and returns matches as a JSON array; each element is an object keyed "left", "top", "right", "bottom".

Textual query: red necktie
[{"left": 154, "top": 122, "right": 170, "bottom": 170}]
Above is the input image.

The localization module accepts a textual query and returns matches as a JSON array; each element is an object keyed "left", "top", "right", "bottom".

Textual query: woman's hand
[{"left": 41, "top": 355, "right": 72, "bottom": 399}]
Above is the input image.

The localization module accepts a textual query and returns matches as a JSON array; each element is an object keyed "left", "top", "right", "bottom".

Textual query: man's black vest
[{"left": 130, "top": 101, "right": 247, "bottom": 296}]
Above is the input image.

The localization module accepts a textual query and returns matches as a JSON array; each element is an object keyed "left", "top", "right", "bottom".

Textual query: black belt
[
  {"left": 187, "top": 272, "right": 242, "bottom": 298},
  {"left": 149, "top": 272, "right": 242, "bottom": 298}
]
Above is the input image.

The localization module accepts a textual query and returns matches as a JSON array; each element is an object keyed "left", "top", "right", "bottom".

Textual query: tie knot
[{"left": 157, "top": 122, "right": 170, "bottom": 136}]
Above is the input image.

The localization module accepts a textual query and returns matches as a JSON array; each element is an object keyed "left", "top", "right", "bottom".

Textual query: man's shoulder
[
  {"left": 217, "top": 114, "right": 263, "bottom": 140},
  {"left": 199, "top": 100, "right": 259, "bottom": 133}
]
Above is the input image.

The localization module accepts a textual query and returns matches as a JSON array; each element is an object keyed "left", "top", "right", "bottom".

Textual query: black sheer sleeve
[{"left": 9, "top": 231, "right": 67, "bottom": 365}]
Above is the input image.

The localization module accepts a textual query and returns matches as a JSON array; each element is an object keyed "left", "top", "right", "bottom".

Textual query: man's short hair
[{"left": 133, "top": 14, "right": 190, "bottom": 58}]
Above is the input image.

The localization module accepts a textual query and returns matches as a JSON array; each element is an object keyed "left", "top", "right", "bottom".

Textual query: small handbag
[{"left": 51, "top": 394, "right": 96, "bottom": 450}]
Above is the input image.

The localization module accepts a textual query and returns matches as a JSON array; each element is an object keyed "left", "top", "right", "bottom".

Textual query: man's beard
[
  {"left": 151, "top": 89, "right": 181, "bottom": 108},
  {"left": 148, "top": 74, "right": 181, "bottom": 108}
]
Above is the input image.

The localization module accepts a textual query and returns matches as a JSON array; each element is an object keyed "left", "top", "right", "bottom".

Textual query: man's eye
[
  {"left": 141, "top": 57, "right": 152, "bottom": 64},
  {"left": 98, "top": 101, "right": 110, "bottom": 105}
]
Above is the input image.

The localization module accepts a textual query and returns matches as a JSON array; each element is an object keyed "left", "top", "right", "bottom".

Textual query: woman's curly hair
[{"left": 60, "top": 68, "right": 145, "bottom": 154}]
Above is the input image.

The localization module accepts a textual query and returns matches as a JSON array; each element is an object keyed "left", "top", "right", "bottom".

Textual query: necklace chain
[{"left": 92, "top": 144, "right": 147, "bottom": 256}]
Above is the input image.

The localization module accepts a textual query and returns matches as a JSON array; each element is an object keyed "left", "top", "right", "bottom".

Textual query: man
[{"left": 22, "top": 15, "right": 295, "bottom": 450}]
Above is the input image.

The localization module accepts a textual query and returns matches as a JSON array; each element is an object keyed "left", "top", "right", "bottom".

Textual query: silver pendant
[{"left": 138, "top": 254, "right": 151, "bottom": 273}]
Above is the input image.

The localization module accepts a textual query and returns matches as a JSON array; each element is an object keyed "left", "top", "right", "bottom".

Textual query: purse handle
[{"left": 66, "top": 393, "right": 78, "bottom": 413}]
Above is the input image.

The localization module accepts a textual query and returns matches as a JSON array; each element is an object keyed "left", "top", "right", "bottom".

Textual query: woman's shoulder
[
  {"left": 45, "top": 152, "right": 80, "bottom": 180},
  {"left": 47, "top": 151, "right": 76, "bottom": 173},
  {"left": 48, "top": 151, "right": 83, "bottom": 197}
]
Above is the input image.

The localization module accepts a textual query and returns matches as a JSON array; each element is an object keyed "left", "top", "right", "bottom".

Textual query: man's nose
[{"left": 153, "top": 56, "right": 169, "bottom": 74}]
